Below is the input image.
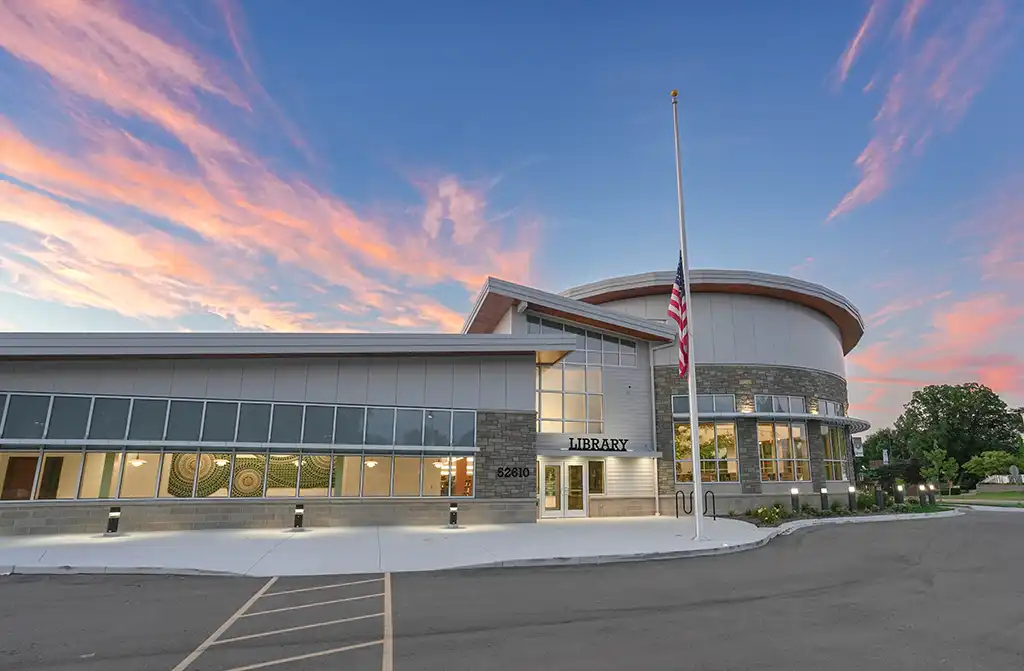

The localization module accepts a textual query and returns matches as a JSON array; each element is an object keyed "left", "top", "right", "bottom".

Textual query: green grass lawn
[{"left": 944, "top": 491, "right": 1024, "bottom": 501}]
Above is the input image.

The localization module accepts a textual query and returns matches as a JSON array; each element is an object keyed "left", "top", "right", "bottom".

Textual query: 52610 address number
[{"left": 496, "top": 466, "right": 531, "bottom": 478}]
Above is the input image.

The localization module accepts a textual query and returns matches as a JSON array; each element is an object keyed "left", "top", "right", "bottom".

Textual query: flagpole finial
[{"left": 670, "top": 89, "right": 678, "bottom": 99}]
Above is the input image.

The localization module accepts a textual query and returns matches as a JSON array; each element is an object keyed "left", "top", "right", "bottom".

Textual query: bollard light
[
  {"left": 449, "top": 502, "right": 458, "bottom": 528},
  {"left": 918, "top": 484, "right": 927, "bottom": 506},
  {"left": 848, "top": 485, "right": 857, "bottom": 512},
  {"left": 927, "top": 484, "right": 937, "bottom": 505},
  {"left": 790, "top": 487, "right": 800, "bottom": 513},
  {"left": 106, "top": 506, "right": 121, "bottom": 534},
  {"left": 820, "top": 487, "right": 828, "bottom": 511},
  {"left": 874, "top": 486, "right": 884, "bottom": 509},
  {"left": 895, "top": 484, "right": 905, "bottom": 504},
  {"left": 293, "top": 504, "right": 304, "bottom": 529}
]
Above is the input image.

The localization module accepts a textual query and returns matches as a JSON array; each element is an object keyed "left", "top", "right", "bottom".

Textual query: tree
[
  {"left": 893, "top": 383, "right": 1021, "bottom": 467},
  {"left": 862, "top": 427, "right": 912, "bottom": 462},
  {"left": 920, "top": 446, "right": 960, "bottom": 494},
  {"left": 963, "top": 451, "right": 1023, "bottom": 479}
]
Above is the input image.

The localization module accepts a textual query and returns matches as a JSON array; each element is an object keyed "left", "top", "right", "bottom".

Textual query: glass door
[
  {"left": 542, "top": 464, "right": 562, "bottom": 517},
  {"left": 565, "top": 463, "right": 586, "bottom": 517}
]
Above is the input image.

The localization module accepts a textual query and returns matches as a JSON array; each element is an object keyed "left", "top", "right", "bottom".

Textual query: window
[
  {"left": 78, "top": 452, "right": 124, "bottom": 498},
  {"left": 395, "top": 409, "right": 424, "bottom": 446},
  {"left": 298, "top": 452, "right": 331, "bottom": 496},
  {"left": 33, "top": 451, "right": 83, "bottom": 499},
  {"left": 331, "top": 454, "right": 362, "bottom": 496},
  {"left": 393, "top": 456, "right": 422, "bottom": 496},
  {"left": 819, "top": 399, "right": 844, "bottom": 417},
  {"left": 166, "top": 401, "right": 203, "bottom": 441},
  {"left": 158, "top": 451, "right": 199, "bottom": 498},
  {"left": 362, "top": 455, "right": 392, "bottom": 496},
  {"left": 119, "top": 452, "right": 161, "bottom": 498},
  {"left": 265, "top": 454, "right": 299, "bottom": 497},
  {"left": 423, "top": 456, "right": 451, "bottom": 496},
  {"left": 88, "top": 397, "right": 130, "bottom": 439},
  {"left": 450, "top": 456, "right": 474, "bottom": 496},
  {"left": 0, "top": 451, "right": 39, "bottom": 500},
  {"left": 758, "top": 422, "right": 810, "bottom": 481},
  {"left": 365, "top": 408, "right": 395, "bottom": 445},
  {"left": 46, "top": 396, "right": 91, "bottom": 439},
  {"left": 675, "top": 422, "right": 738, "bottom": 482},
  {"left": 334, "top": 407, "right": 365, "bottom": 444},
  {"left": 824, "top": 426, "right": 848, "bottom": 480},
  {"left": 128, "top": 399, "right": 168, "bottom": 440},
  {"left": 237, "top": 403, "right": 271, "bottom": 442},
  {"left": 672, "top": 394, "right": 735, "bottom": 415},
  {"left": 754, "top": 395, "right": 806, "bottom": 414},
  {"left": 2, "top": 394, "right": 50, "bottom": 439},
  {"left": 196, "top": 452, "right": 232, "bottom": 497},
  {"left": 424, "top": 410, "right": 452, "bottom": 446},
  {"left": 202, "top": 402, "right": 239, "bottom": 442},
  {"left": 587, "top": 461, "right": 605, "bottom": 494},
  {"left": 527, "top": 315, "right": 637, "bottom": 367},
  {"left": 269, "top": 404, "right": 303, "bottom": 443},
  {"left": 452, "top": 412, "right": 476, "bottom": 447},
  {"left": 536, "top": 363, "right": 603, "bottom": 434},
  {"left": 302, "top": 405, "right": 335, "bottom": 444}
]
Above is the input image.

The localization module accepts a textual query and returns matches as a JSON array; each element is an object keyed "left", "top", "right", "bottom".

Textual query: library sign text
[{"left": 568, "top": 438, "right": 629, "bottom": 452}]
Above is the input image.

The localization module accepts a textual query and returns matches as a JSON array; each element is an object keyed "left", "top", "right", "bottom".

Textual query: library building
[{"left": 0, "top": 268, "right": 868, "bottom": 535}]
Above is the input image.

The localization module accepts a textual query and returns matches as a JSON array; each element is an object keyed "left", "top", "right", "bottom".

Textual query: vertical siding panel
[
  {"left": 365, "top": 359, "right": 399, "bottom": 406},
  {"left": 451, "top": 357, "right": 481, "bottom": 409},
  {"left": 304, "top": 359, "right": 340, "bottom": 403},
  {"left": 239, "top": 362, "right": 276, "bottom": 401},
  {"left": 336, "top": 360, "right": 369, "bottom": 404},
  {"left": 477, "top": 358, "right": 506, "bottom": 409},
  {"left": 132, "top": 361, "right": 174, "bottom": 397},
  {"left": 205, "top": 362, "right": 242, "bottom": 399},
  {"left": 711, "top": 294, "right": 737, "bottom": 362},
  {"left": 272, "top": 362, "right": 308, "bottom": 401},
  {"left": 396, "top": 359, "right": 427, "bottom": 406},
  {"left": 504, "top": 355, "right": 536, "bottom": 413},
  {"left": 170, "top": 363, "right": 208, "bottom": 398},
  {"left": 730, "top": 295, "right": 759, "bottom": 364},
  {"left": 424, "top": 360, "right": 455, "bottom": 408}
]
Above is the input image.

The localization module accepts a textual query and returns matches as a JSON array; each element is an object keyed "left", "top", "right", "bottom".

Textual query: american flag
[{"left": 667, "top": 253, "right": 689, "bottom": 378}]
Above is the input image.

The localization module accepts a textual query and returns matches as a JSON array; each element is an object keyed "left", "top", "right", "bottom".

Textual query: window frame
[
  {"left": 674, "top": 421, "right": 740, "bottom": 483},
  {"left": 753, "top": 395, "right": 807, "bottom": 415},
  {"left": 535, "top": 363, "right": 604, "bottom": 435},
  {"left": 757, "top": 421, "right": 811, "bottom": 483},
  {"left": 526, "top": 314, "right": 638, "bottom": 368},
  {"left": 823, "top": 425, "right": 849, "bottom": 481},
  {"left": 671, "top": 394, "right": 737, "bottom": 416}
]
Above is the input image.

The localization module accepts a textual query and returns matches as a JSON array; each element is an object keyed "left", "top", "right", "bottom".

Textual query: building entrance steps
[{"left": 0, "top": 517, "right": 772, "bottom": 576}]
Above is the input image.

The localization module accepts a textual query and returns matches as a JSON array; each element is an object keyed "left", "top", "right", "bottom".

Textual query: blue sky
[{"left": 0, "top": 0, "right": 1021, "bottom": 429}]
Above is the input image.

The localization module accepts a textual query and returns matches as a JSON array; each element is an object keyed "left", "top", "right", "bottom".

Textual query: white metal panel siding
[
  {"left": 604, "top": 457, "right": 656, "bottom": 497},
  {"left": 605, "top": 293, "right": 846, "bottom": 377},
  {"left": 0, "top": 356, "right": 536, "bottom": 411},
  {"left": 494, "top": 308, "right": 513, "bottom": 334}
]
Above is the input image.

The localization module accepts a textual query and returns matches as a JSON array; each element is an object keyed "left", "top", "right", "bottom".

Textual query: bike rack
[{"left": 674, "top": 489, "right": 717, "bottom": 520}]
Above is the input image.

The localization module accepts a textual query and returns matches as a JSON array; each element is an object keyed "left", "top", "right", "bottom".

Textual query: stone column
[
  {"left": 474, "top": 411, "right": 537, "bottom": 499},
  {"left": 736, "top": 418, "right": 762, "bottom": 494}
]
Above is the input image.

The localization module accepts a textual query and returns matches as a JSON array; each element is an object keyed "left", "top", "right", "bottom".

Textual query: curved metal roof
[{"left": 560, "top": 269, "right": 866, "bottom": 354}]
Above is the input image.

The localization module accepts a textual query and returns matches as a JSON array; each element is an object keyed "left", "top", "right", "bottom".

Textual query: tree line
[{"left": 860, "top": 383, "right": 1024, "bottom": 492}]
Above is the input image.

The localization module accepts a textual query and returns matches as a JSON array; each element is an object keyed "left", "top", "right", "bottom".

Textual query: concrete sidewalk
[{"left": 0, "top": 517, "right": 770, "bottom": 577}]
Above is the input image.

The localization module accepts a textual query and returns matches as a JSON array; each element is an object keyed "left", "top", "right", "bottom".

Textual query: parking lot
[{"left": 2, "top": 511, "right": 1023, "bottom": 671}]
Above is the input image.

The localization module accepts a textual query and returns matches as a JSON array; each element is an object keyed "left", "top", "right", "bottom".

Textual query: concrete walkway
[
  {"left": 0, "top": 511, "right": 963, "bottom": 577},
  {"left": 0, "top": 517, "right": 768, "bottom": 577}
]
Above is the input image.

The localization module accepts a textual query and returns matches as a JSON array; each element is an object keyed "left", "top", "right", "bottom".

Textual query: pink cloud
[
  {"left": 787, "top": 256, "right": 815, "bottom": 278},
  {"left": 835, "top": 0, "right": 886, "bottom": 85},
  {"left": 0, "top": 0, "right": 538, "bottom": 332},
  {"left": 894, "top": 0, "right": 928, "bottom": 42},
  {"left": 828, "top": 0, "right": 1012, "bottom": 221}
]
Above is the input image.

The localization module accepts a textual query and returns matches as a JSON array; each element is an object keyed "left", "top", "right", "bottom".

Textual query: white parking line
[
  {"left": 382, "top": 572, "right": 393, "bottom": 671},
  {"left": 171, "top": 576, "right": 279, "bottom": 671},
  {"left": 220, "top": 640, "right": 384, "bottom": 671},
  {"left": 213, "top": 612, "right": 384, "bottom": 645},
  {"left": 241, "top": 592, "right": 384, "bottom": 617},
  {"left": 262, "top": 577, "right": 384, "bottom": 597}
]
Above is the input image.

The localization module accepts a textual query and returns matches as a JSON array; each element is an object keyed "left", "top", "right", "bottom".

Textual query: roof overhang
[
  {"left": 561, "top": 269, "right": 866, "bottom": 354},
  {"left": 463, "top": 277, "right": 676, "bottom": 342},
  {"left": 674, "top": 410, "right": 871, "bottom": 434},
  {"left": 0, "top": 333, "right": 578, "bottom": 366}
]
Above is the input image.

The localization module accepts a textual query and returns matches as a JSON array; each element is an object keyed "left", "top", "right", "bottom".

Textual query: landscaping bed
[{"left": 732, "top": 500, "right": 951, "bottom": 527}]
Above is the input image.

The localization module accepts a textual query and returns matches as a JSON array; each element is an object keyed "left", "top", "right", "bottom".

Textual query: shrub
[
  {"left": 830, "top": 501, "right": 844, "bottom": 513},
  {"left": 891, "top": 503, "right": 912, "bottom": 514},
  {"left": 753, "top": 503, "right": 789, "bottom": 525},
  {"left": 800, "top": 503, "right": 818, "bottom": 516},
  {"left": 818, "top": 509, "right": 834, "bottom": 517},
  {"left": 856, "top": 491, "right": 876, "bottom": 509},
  {"left": 868, "top": 505, "right": 880, "bottom": 513}
]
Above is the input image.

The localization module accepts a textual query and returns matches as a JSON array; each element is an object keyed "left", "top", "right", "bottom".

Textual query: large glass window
[
  {"left": 424, "top": 410, "right": 452, "bottom": 446},
  {"left": 158, "top": 451, "right": 199, "bottom": 498},
  {"left": 754, "top": 395, "right": 807, "bottom": 414},
  {"left": 33, "top": 451, "right": 83, "bottom": 499},
  {"left": 824, "top": 425, "right": 849, "bottom": 480},
  {"left": 202, "top": 402, "right": 238, "bottom": 442},
  {"left": 298, "top": 452, "right": 331, "bottom": 496},
  {"left": 588, "top": 460, "right": 605, "bottom": 494},
  {"left": 196, "top": 452, "right": 231, "bottom": 497},
  {"left": 393, "top": 456, "right": 422, "bottom": 496},
  {"left": 536, "top": 363, "right": 603, "bottom": 434},
  {"left": 452, "top": 412, "right": 476, "bottom": 447},
  {"left": 331, "top": 455, "right": 362, "bottom": 496},
  {"left": 119, "top": 452, "right": 161, "bottom": 498},
  {"left": 127, "top": 399, "right": 168, "bottom": 440},
  {"left": 672, "top": 394, "right": 735, "bottom": 415},
  {"left": 334, "top": 407, "right": 365, "bottom": 444},
  {"left": 423, "top": 456, "right": 450, "bottom": 496},
  {"left": 2, "top": 394, "right": 50, "bottom": 439},
  {"left": 302, "top": 405, "right": 335, "bottom": 444},
  {"left": 365, "top": 408, "right": 395, "bottom": 445},
  {"left": 0, "top": 451, "right": 39, "bottom": 500},
  {"left": 362, "top": 455, "right": 392, "bottom": 496},
  {"left": 269, "top": 405, "right": 303, "bottom": 444},
  {"left": 78, "top": 451, "right": 124, "bottom": 498},
  {"left": 230, "top": 454, "right": 266, "bottom": 497},
  {"left": 265, "top": 454, "right": 299, "bottom": 497},
  {"left": 527, "top": 315, "right": 636, "bottom": 367},
  {"left": 88, "top": 398, "right": 130, "bottom": 440},
  {"left": 237, "top": 403, "right": 271, "bottom": 442},
  {"left": 46, "top": 396, "right": 91, "bottom": 439},
  {"left": 450, "top": 456, "right": 474, "bottom": 496},
  {"left": 395, "top": 409, "right": 424, "bottom": 446},
  {"left": 758, "top": 422, "right": 810, "bottom": 482},
  {"left": 166, "top": 401, "right": 203, "bottom": 441},
  {"left": 819, "top": 399, "right": 845, "bottom": 417},
  {"left": 675, "top": 422, "right": 738, "bottom": 482}
]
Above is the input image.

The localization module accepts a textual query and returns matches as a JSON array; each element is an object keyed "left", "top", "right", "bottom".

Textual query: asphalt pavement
[{"left": 2, "top": 511, "right": 1022, "bottom": 671}]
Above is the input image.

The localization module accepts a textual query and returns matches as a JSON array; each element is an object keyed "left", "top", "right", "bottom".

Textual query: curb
[
  {"left": 0, "top": 510, "right": 965, "bottom": 577},
  {"left": 1, "top": 565, "right": 245, "bottom": 578},
  {"left": 453, "top": 509, "right": 964, "bottom": 571}
]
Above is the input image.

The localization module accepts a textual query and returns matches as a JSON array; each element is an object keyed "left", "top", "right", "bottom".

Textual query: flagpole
[{"left": 671, "top": 89, "right": 706, "bottom": 540}]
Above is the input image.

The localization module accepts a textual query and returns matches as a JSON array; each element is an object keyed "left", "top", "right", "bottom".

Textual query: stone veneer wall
[
  {"left": 473, "top": 410, "right": 537, "bottom": 500},
  {"left": 0, "top": 409, "right": 540, "bottom": 536},
  {"left": 653, "top": 364, "right": 850, "bottom": 496}
]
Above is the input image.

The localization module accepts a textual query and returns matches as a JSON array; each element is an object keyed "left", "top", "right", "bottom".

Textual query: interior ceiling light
[
  {"left": 214, "top": 458, "right": 229, "bottom": 467},
  {"left": 128, "top": 455, "right": 146, "bottom": 467},
  {"left": 365, "top": 459, "right": 378, "bottom": 468}
]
